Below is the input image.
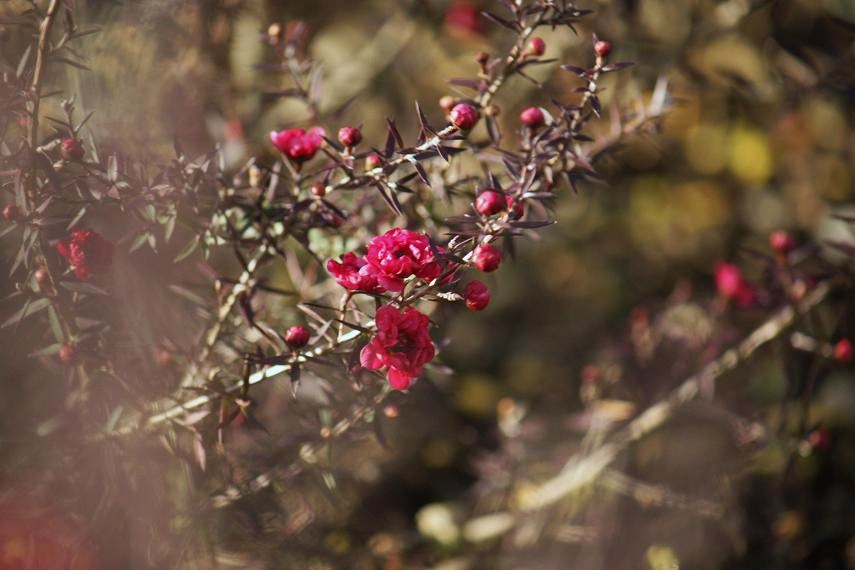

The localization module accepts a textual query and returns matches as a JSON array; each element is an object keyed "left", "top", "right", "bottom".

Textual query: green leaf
[
  {"left": 29, "top": 343, "right": 62, "bottom": 358},
  {"left": 2, "top": 297, "right": 51, "bottom": 328},
  {"left": 173, "top": 234, "right": 200, "bottom": 262},
  {"left": 60, "top": 280, "right": 109, "bottom": 296}
]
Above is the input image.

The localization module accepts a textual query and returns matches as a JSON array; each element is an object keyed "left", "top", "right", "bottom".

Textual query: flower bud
[
  {"left": 58, "top": 343, "right": 77, "bottom": 365},
  {"left": 472, "top": 243, "right": 501, "bottom": 272},
  {"left": 3, "top": 204, "right": 19, "bottom": 222},
  {"left": 383, "top": 404, "right": 400, "bottom": 419},
  {"left": 506, "top": 195, "right": 525, "bottom": 218},
  {"left": 475, "top": 189, "right": 505, "bottom": 217},
  {"left": 519, "top": 106, "right": 545, "bottom": 128},
  {"left": 285, "top": 325, "right": 311, "bottom": 348},
  {"left": 311, "top": 182, "right": 326, "bottom": 198},
  {"left": 450, "top": 103, "right": 479, "bottom": 130},
  {"left": 769, "top": 231, "right": 796, "bottom": 256},
  {"left": 60, "top": 138, "right": 85, "bottom": 161},
  {"left": 34, "top": 268, "right": 49, "bottom": 285},
  {"left": 833, "top": 338, "right": 853, "bottom": 362},
  {"left": 365, "top": 153, "right": 383, "bottom": 170},
  {"left": 594, "top": 39, "right": 612, "bottom": 58},
  {"left": 464, "top": 280, "right": 490, "bottom": 311},
  {"left": 337, "top": 126, "right": 362, "bottom": 148},
  {"left": 528, "top": 37, "right": 546, "bottom": 56}
]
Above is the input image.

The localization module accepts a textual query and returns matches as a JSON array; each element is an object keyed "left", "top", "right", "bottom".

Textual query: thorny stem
[{"left": 24, "top": 0, "right": 82, "bottom": 360}]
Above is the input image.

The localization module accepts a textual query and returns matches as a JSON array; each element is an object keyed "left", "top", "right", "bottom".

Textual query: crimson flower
[
  {"left": 270, "top": 127, "right": 324, "bottom": 162},
  {"left": 714, "top": 262, "right": 756, "bottom": 307},
  {"left": 363, "top": 228, "right": 442, "bottom": 292},
  {"left": 56, "top": 229, "right": 113, "bottom": 280},
  {"left": 360, "top": 305, "right": 435, "bottom": 390},
  {"left": 326, "top": 252, "right": 383, "bottom": 293}
]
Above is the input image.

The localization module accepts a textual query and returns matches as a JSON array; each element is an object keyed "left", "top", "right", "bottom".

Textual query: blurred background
[{"left": 2, "top": 0, "right": 855, "bottom": 568}]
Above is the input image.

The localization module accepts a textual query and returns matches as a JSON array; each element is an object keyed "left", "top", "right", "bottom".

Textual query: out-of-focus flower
[
  {"left": 714, "top": 262, "right": 756, "bottom": 307},
  {"left": 360, "top": 305, "right": 435, "bottom": 390},
  {"left": 444, "top": 2, "right": 484, "bottom": 36},
  {"left": 56, "top": 228, "right": 113, "bottom": 281},
  {"left": 833, "top": 338, "right": 853, "bottom": 362},
  {"left": 270, "top": 127, "right": 324, "bottom": 162}
]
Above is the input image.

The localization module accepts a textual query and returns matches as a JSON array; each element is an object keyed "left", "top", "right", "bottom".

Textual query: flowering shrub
[{"left": 2, "top": 0, "right": 853, "bottom": 567}]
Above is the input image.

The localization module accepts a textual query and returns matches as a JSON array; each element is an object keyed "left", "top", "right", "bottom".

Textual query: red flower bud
[
  {"left": 34, "top": 268, "right": 49, "bottom": 285},
  {"left": 475, "top": 189, "right": 506, "bottom": 217},
  {"left": 769, "top": 231, "right": 796, "bottom": 256},
  {"left": 337, "top": 126, "right": 362, "bottom": 148},
  {"left": 2, "top": 204, "right": 19, "bottom": 222},
  {"left": 519, "top": 106, "right": 545, "bottom": 128},
  {"left": 506, "top": 195, "right": 525, "bottom": 218},
  {"left": 285, "top": 325, "right": 311, "bottom": 348},
  {"left": 833, "top": 338, "right": 853, "bottom": 362},
  {"left": 528, "top": 37, "right": 546, "bottom": 56},
  {"left": 450, "top": 103, "right": 479, "bottom": 130},
  {"left": 60, "top": 138, "right": 85, "bottom": 161},
  {"left": 58, "top": 343, "right": 77, "bottom": 365},
  {"left": 594, "top": 39, "right": 612, "bottom": 58},
  {"left": 365, "top": 153, "right": 383, "bottom": 170},
  {"left": 464, "top": 280, "right": 490, "bottom": 311},
  {"left": 807, "top": 428, "right": 831, "bottom": 451},
  {"left": 472, "top": 243, "right": 501, "bottom": 272}
]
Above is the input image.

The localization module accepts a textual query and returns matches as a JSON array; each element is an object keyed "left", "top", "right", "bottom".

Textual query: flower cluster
[
  {"left": 328, "top": 228, "right": 442, "bottom": 293},
  {"left": 55, "top": 229, "right": 113, "bottom": 281}
]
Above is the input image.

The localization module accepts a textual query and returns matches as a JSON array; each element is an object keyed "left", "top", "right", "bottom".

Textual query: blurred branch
[{"left": 461, "top": 280, "right": 832, "bottom": 541}]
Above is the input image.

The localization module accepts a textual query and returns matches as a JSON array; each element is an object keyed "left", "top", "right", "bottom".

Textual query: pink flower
[
  {"left": 326, "top": 252, "right": 383, "bottom": 293},
  {"left": 464, "top": 280, "right": 490, "bottom": 311},
  {"left": 364, "top": 228, "right": 441, "bottom": 292},
  {"left": 714, "top": 262, "right": 756, "bottom": 307},
  {"left": 360, "top": 305, "right": 435, "bottom": 390},
  {"left": 269, "top": 127, "right": 325, "bottom": 162},
  {"left": 56, "top": 228, "right": 113, "bottom": 280}
]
